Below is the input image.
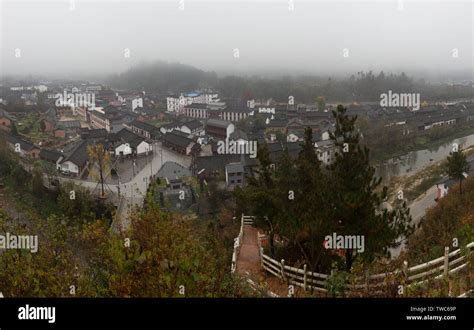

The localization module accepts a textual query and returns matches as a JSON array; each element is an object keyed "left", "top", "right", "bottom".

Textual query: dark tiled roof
[
  {"left": 314, "top": 139, "right": 334, "bottom": 148},
  {"left": 191, "top": 142, "right": 201, "bottom": 153},
  {"left": 223, "top": 107, "right": 251, "bottom": 113},
  {"left": 267, "top": 119, "right": 287, "bottom": 128},
  {"left": 226, "top": 162, "right": 244, "bottom": 173},
  {"left": 131, "top": 119, "right": 161, "bottom": 134},
  {"left": 115, "top": 128, "right": 146, "bottom": 148},
  {"left": 230, "top": 129, "right": 248, "bottom": 141},
  {"left": 5, "top": 134, "right": 37, "bottom": 152},
  {"left": 312, "top": 131, "right": 322, "bottom": 141},
  {"left": 81, "top": 128, "right": 108, "bottom": 140},
  {"left": 62, "top": 140, "right": 89, "bottom": 167},
  {"left": 0, "top": 108, "right": 16, "bottom": 121},
  {"left": 287, "top": 130, "right": 304, "bottom": 138},
  {"left": 171, "top": 130, "right": 189, "bottom": 138},
  {"left": 56, "top": 120, "right": 81, "bottom": 129},
  {"left": 161, "top": 122, "right": 181, "bottom": 130},
  {"left": 247, "top": 130, "right": 265, "bottom": 144},
  {"left": 182, "top": 119, "right": 203, "bottom": 130},
  {"left": 267, "top": 142, "right": 301, "bottom": 161},
  {"left": 303, "top": 111, "right": 333, "bottom": 120},
  {"left": 196, "top": 154, "right": 258, "bottom": 173},
  {"left": 162, "top": 131, "right": 194, "bottom": 148},
  {"left": 90, "top": 110, "right": 106, "bottom": 119},
  {"left": 184, "top": 103, "right": 208, "bottom": 109},
  {"left": 206, "top": 119, "right": 232, "bottom": 129},
  {"left": 39, "top": 148, "right": 62, "bottom": 162}
]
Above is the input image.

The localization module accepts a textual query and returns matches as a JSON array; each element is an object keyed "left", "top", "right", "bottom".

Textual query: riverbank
[
  {"left": 387, "top": 145, "right": 474, "bottom": 203},
  {"left": 370, "top": 126, "right": 474, "bottom": 163}
]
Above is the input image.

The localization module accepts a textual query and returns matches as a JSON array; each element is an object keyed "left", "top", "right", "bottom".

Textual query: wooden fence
[
  {"left": 246, "top": 214, "right": 473, "bottom": 295},
  {"left": 259, "top": 235, "right": 473, "bottom": 294}
]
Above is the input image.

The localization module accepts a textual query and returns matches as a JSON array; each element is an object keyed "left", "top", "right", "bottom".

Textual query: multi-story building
[
  {"left": 90, "top": 110, "right": 108, "bottom": 131},
  {"left": 90, "top": 107, "right": 135, "bottom": 133},
  {"left": 131, "top": 97, "right": 143, "bottom": 112},
  {"left": 184, "top": 104, "right": 251, "bottom": 122},
  {"left": 179, "top": 120, "right": 204, "bottom": 136},
  {"left": 166, "top": 92, "right": 219, "bottom": 114},
  {"left": 75, "top": 106, "right": 88, "bottom": 121},
  {"left": 183, "top": 103, "right": 209, "bottom": 119},
  {"left": 205, "top": 119, "right": 235, "bottom": 140},
  {"left": 128, "top": 119, "right": 161, "bottom": 140},
  {"left": 220, "top": 107, "right": 251, "bottom": 122}
]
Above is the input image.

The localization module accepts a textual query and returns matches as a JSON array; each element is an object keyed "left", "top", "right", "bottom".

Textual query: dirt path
[
  {"left": 236, "top": 226, "right": 261, "bottom": 276},
  {"left": 235, "top": 224, "right": 314, "bottom": 297}
]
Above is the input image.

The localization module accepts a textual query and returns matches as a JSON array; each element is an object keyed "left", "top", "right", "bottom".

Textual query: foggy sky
[{"left": 0, "top": 0, "right": 472, "bottom": 80}]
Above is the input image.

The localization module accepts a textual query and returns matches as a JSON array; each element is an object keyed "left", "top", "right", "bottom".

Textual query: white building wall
[
  {"left": 136, "top": 141, "right": 152, "bottom": 155},
  {"left": 60, "top": 161, "right": 79, "bottom": 174},
  {"left": 322, "top": 131, "right": 330, "bottom": 141},
  {"left": 179, "top": 126, "right": 192, "bottom": 135},
  {"left": 226, "top": 123, "right": 235, "bottom": 139},
  {"left": 115, "top": 143, "right": 132, "bottom": 156},
  {"left": 258, "top": 107, "right": 276, "bottom": 114},
  {"left": 132, "top": 98, "right": 143, "bottom": 112},
  {"left": 168, "top": 93, "right": 219, "bottom": 113},
  {"left": 287, "top": 134, "right": 299, "bottom": 142}
]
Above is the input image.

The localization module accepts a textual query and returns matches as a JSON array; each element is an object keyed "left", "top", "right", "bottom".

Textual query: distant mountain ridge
[
  {"left": 107, "top": 62, "right": 473, "bottom": 102},
  {"left": 106, "top": 61, "right": 218, "bottom": 93}
]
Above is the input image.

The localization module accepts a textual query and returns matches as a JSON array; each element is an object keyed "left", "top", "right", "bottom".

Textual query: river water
[{"left": 375, "top": 133, "right": 474, "bottom": 182}]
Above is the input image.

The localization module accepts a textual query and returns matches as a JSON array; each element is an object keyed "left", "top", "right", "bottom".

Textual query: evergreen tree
[
  {"left": 329, "top": 105, "right": 412, "bottom": 271},
  {"left": 273, "top": 147, "right": 297, "bottom": 244},
  {"left": 293, "top": 128, "right": 332, "bottom": 271},
  {"left": 10, "top": 122, "right": 18, "bottom": 135},
  {"left": 446, "top": 148, "right": 469, "bottom": 195}
]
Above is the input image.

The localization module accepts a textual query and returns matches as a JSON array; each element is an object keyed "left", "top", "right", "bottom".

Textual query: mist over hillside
[
  {"left": 105, "top": 61, "right": 218, "bottom": 93},
  {"left": 103, "top": 61, "right": 473, "bottom": 103}
]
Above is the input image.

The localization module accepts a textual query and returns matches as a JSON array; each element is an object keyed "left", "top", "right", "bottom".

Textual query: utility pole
[
  {"left": 160, "top": 148, "right": 163, "bottom": 168},
  {"left": 116, "top": 171, "right": 121, "bottom": 197},
  {"left": 150, "top": 146, "right": 153, "bottom": 178}
]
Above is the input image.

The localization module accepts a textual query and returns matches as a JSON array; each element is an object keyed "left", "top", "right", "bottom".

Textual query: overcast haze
[{"left": 0, "top": 0, "right": 472, "bottom": 80}]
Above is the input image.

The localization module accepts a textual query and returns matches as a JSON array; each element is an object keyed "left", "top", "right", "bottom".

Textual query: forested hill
[
  {"left": 106, "top": 61, "right": 218, "bottom": 93},
  {"left": 106, "top": 62, "right": 473, "bottom": 102}
]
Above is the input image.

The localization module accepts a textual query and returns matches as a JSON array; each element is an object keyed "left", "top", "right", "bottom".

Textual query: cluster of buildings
[
  {"left": 357, "top": 102, "right": 474, "bottom": 133},
  {"left": 2, "top": 126, "right": 154, "bottom": 178},
  {"left": 2, "top": 80, "right": 474, "bottom": 194},
  {"left": 0, "top": 83, "right": 344, "bottom": 190}
]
